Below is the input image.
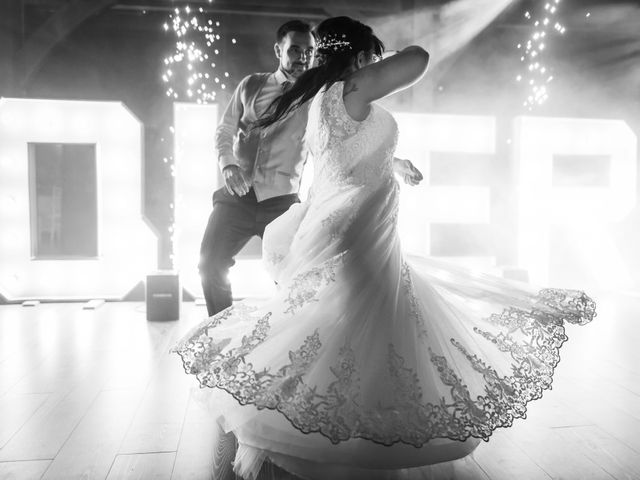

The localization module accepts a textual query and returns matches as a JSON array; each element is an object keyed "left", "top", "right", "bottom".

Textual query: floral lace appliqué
[
  {"left": 283, "top": 253, "right": 345, "bottom": 314},
  {"left": 174, "top": 288, "right": 595, "bottom": 447}
]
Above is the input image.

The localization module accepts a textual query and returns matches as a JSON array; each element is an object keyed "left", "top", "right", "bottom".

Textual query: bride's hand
[{"left": 393, "top": 158, "right": 423, "bottom": 186}]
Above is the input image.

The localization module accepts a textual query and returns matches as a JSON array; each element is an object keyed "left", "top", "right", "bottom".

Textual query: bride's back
[{"left": 307, "top": 81, "right": 398, "bottom": 194}]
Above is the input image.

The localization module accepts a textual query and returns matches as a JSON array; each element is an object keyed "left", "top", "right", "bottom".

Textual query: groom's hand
[
  {"left": 393, "top": 158, "right": 423, "bottom": 186},
  {"left": 222, "top": 165, "right": 251, "bottom": 196}
]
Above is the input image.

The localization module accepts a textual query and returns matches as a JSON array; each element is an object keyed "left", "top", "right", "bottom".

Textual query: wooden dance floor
[{"left": 1, "top": 291, "right": 639, "bottom": 479}]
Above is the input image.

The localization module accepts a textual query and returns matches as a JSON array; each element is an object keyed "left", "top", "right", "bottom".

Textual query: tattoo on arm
[{"left": 343, "top": 80, "right": 359, "bottom": 97}]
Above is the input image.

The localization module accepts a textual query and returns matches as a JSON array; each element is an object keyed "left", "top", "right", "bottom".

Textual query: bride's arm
[{"left": 345, "top": 46, "right": 429, "bottom": 105}]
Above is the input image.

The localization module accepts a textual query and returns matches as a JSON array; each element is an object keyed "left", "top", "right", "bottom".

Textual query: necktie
[{"left": 281, "top": 80, "right": 293, "bottom": 93}]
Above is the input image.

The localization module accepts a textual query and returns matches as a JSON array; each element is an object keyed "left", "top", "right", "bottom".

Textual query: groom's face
[{"left": 275, "top": 31, "right": 315, "bottom": 78}]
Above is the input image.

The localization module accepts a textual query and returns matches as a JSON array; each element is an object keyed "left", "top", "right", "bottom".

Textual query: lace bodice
[{"left": 306, "top": 81, "right": 398, "bottom": 194}]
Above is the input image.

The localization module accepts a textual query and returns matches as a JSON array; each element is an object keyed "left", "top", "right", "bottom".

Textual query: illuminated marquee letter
[
  {"left": 394, "top": 113, "right": 496, "bottom": 269},
  {"left": 514, "top": 116, "right": 637, "bottom": 285},
  {"left": 0, "top": 98, "right": 157, "bottom": 300},
  {"left": 173, "top": 103, "right": 219, "bottom": 298},
  {"left": 173, "top": 103, "right": 277, "bottom": 299}
]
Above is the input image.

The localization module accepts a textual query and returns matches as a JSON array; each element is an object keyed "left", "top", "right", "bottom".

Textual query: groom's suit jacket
[{"left": 215, "top": 70, "right": 309, "bottom": 202}]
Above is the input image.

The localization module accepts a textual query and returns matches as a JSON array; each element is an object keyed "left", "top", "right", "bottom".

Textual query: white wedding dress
[{"left": 173, "top": 81, "right": 596, "bottom": 479}]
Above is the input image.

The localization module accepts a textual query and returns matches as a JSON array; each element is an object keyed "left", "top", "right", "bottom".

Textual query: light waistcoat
[{"left": 215, "top": 71, "right": 309, "bottom": 201}]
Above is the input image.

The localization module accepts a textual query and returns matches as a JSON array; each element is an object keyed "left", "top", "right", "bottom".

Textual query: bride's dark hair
[{"left": 255, "top": 16, "right": 384, "bottom": 128}]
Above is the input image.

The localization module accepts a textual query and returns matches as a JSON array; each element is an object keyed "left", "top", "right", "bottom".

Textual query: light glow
[
  {"left": 0, "top": 98, "right": 157, "bottom": 301},
  {"left": 173, "top": 102, "right": 219, "bottom": 298},
  {"left": 514, "top": 116, "right": 637, "bottom": 287},
  {"left": 394, "top": 113, "right": 496, "bottom": 270},
  {"left": 173, "top": 103, "right": 279, "bottom": 299}
]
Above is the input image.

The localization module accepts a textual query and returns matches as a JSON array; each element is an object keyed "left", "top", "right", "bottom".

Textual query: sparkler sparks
[
  {"left": 516, "top": 0, "right": 565, "bottom": 110},
  {"left": 160, "top": 6, "right": 237, "bottom": 267},
  {"left": 161, "top": 6, "right": 234, "bottom": 104}
]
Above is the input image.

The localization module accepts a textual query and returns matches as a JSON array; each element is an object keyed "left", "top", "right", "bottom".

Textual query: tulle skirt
[{"left": 173, "top": 179, "right": 595, "bottom": 479}]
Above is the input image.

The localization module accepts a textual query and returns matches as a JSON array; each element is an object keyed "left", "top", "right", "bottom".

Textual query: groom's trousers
[{"left": 199, "top": 187, "right": 299, "bottom": 317}]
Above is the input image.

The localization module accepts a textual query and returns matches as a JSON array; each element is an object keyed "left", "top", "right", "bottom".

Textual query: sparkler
[
  {"left": 160, "top": 5, "right": 237, "bottom": 268},
  {"left": 161, "top": 6, "right": 235, "bottom": 104},
  {"left": 516, "top": 0, "right": 565, "bottom": 110}
]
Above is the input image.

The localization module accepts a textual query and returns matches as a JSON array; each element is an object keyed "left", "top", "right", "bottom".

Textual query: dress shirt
[{"left": 215, "top": 69, "right": 309, "bottom": 201}]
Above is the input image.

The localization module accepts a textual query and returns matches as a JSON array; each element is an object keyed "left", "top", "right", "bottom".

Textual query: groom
[{"left": 199, "top": 20, "right": 316, "bottom": 316}]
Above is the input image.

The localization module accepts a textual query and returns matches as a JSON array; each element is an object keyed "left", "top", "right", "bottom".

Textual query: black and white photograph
[{"left": 0, "top": 0, "right": 639, "bottom": 478}]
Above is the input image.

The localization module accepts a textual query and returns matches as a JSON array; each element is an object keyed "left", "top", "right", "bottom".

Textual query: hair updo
[
  {"left": 315, "top": 16, "right": 384, "bottom": 63},
  {"left": 256, "top": 16, "right": 384, "bottom": 128}
]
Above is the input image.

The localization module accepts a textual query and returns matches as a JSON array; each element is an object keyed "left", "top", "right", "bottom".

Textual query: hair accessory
[{"left": 316, "top": 33, "right": 351, "bottom": 53}]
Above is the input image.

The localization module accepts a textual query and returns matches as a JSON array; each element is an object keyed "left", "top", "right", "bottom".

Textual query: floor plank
[
  {"left": 0, "top": 459, "right": 51, "bottom": 480},
  {"left": 0, "top": 381, "right": 102, "bottom": 461},
  {"left": 171, "top": 390, "right": 220, "bottom": 480},
  {"left": 0, "top": 393, "right": 49, "bottom": 449},
  {"left": 40, "top": 388, "right": 146, "bottom": 480},
  {"left": 553, "top": 376, "right": 640, "bottom": 454},
  {"left": 0, "top": 305, "right": 73, "bottom": 397},
  {"left": 119, "top": 356, "right": 191, "bottom": 455},
  {"left": 106, "top": 452, "right": 176, "bottom": 480},
  {"left": 503, "top": 422, "right": 616, "bottom": 479},
  {"left": 554, "top": 425, "right": 640, "bottom": 480},
  {"left": 472, "top": 430, "right": 552, "bottom": 480}
]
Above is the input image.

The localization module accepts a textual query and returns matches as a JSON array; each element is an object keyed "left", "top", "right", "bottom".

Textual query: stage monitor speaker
[{"left": 146, "top": 271, "right": 181, "bottom": 321}]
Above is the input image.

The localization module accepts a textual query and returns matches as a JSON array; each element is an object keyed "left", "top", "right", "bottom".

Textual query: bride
[{"left": 173, "top": 16, "right": 596, "bottom": 480}]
